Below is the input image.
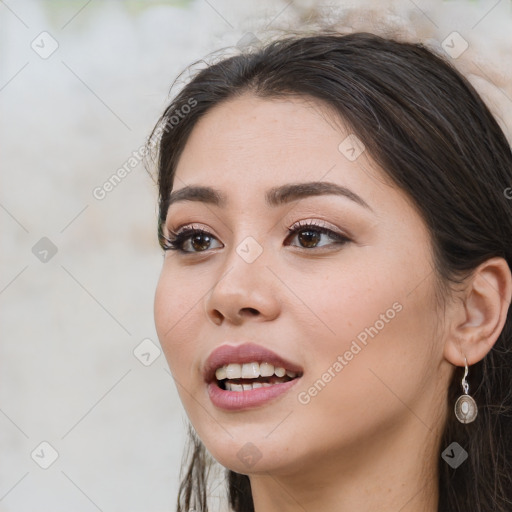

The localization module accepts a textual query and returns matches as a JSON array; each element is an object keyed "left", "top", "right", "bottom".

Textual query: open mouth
[{"left": 215, "top": 362, "right": 303, "bottom": 392}]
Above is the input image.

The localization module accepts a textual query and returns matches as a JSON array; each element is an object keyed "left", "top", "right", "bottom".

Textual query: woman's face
[{"left": 154, "top": 94, "right": 448, "bottom": 477}]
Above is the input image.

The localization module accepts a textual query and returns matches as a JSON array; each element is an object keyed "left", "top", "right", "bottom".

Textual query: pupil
[
  {"left": 192, "top": 233, "right": 210, "bottom": 251},
  {"left": 299, "top": 230, "right": 320, "bottom": 248}
]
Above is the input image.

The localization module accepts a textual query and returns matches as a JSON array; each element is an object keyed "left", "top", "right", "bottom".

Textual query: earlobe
[{"left": 444, "top": 257, "right": 512, "bottom": 366}]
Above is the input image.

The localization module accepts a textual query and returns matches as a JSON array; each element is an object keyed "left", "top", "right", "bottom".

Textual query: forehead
[{"left": 173, "top": 93, "right": 383, "bottom": 194}]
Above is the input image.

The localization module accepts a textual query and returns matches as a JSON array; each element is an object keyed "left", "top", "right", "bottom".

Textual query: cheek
[
  {"left": 302, "top": 257, "right": 436, "bottom": 406},
  {"left": 287, "top": 243, "right": 437, "bottom": 387},
  {"left": 282, "top": 252, "right": 405, "bottom": 347},
  {"left": 287, "top": 289, "right": 436, "bottom": 453},
  {"left": 154, "top": 266, "right": 206, "bottom": 376}
]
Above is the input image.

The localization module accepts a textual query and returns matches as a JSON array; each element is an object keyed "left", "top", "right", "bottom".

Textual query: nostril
[
  {"left": 210, "top": 310, "right": 223, "bottom": 324},
  {"left": 242, "top": 307, "right": 259, "bottom": 316},
  {"left": 208, "top": 307, "right": 260, "bottom": 325}
]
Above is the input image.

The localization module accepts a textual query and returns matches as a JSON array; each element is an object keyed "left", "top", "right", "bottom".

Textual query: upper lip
[{"left": 203, "top": 342, "right": 304, "bottom": 383}]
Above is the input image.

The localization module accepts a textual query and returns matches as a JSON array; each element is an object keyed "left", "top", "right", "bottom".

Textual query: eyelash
[{"left": 159, "top": 220, "right": 351, "bottom": 253}]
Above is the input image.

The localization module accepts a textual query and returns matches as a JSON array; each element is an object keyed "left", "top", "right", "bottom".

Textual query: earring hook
[
  {"left": 454, "top": 354, "right": 478, "bottom": 423},
  {"left": 461, "top": 356, "right": 469, "bottom": 394}
]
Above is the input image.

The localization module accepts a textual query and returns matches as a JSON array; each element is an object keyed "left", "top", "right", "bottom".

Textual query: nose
[{"left": 204, "top": 245, "right": 281, "bottom": 326}]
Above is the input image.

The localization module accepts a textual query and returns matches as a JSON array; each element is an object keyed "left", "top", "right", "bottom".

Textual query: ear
[{"left": 444, "top": 257, "right": 512, "bottom": 366}]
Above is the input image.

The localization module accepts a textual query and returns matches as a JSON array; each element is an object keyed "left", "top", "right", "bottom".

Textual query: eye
[
  {"left": 159, "top": 220, "right": 350, "bottom": 253},
  {"left": 160, "top": 224, "right": 223, "bottom": 253},
  {"left": 285, "top": 220, "right": 350, "bottom": 249}
]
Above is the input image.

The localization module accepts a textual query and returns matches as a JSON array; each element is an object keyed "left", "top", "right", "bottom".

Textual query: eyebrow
[{"left": 167, "top": 181, "right": 374, "bottom": 212}]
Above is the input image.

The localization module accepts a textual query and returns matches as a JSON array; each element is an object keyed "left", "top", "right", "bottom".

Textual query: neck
[{"left": 249, "top": 414, "right": 441, "bottom": 512}]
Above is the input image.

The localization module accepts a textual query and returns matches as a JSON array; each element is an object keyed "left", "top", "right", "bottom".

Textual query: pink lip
[
  {"left": 207, "top": 378, "right": 301, "bottom": 411},
  {"left": 203, "top": 342, "right": 303, "bottom": 384}
]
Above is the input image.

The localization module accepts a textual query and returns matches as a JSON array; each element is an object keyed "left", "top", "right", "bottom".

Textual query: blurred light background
[{"left": 1, "top": 0, "right": 511, "bottom": 510}]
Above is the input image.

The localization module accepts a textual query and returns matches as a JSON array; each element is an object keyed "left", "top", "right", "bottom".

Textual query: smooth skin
[{"left": 154, "top": 94, "right": 512, "bottom": 512}]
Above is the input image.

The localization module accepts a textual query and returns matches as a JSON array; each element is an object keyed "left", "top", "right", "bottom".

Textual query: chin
[{"left": 200, "top": 432, "right": 298, "bottom": 476}]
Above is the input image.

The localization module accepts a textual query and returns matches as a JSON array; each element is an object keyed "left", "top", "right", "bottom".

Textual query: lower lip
[{"left": 207, "top": 378, "right": 301, "bottom": 411}]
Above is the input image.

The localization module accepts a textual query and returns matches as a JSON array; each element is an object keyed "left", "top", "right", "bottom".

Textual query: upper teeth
[{"left": 215, "top": 362, "right": 298, "bottom": 380}]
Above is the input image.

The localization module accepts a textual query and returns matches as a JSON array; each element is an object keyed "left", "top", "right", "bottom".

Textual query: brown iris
[
  {"left": 191, "top": 233, "right": 212, "bottom": 251},
  {"left": 297, "top": 229, "right": 322, "bottom": 248}
]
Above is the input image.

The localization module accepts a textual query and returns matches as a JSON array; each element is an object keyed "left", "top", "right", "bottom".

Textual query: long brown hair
[{"left": 149, "top": 32, "right": 512, "bottom": 512}]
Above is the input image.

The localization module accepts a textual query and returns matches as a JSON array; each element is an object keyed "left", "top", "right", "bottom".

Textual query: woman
[{"left": 149, "top": 31, "right": 512, "bottom": 511}]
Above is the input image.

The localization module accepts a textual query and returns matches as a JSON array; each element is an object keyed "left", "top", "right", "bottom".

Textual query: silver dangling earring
[{"left": 454, "top": 356, "right": 478, "bottom": 424}]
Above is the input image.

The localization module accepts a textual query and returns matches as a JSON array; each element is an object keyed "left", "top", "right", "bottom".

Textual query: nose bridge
[
  {"left": 205, "top": 233, "right": 279, "bottom": 323},
  {"left": 216, "top": 233, "right": 269, "bottom": 296}
]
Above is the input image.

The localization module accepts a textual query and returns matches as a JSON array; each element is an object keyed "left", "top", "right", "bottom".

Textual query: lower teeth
[{"left": 221, "top": 377, "right": 292, "bottom": 392}]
